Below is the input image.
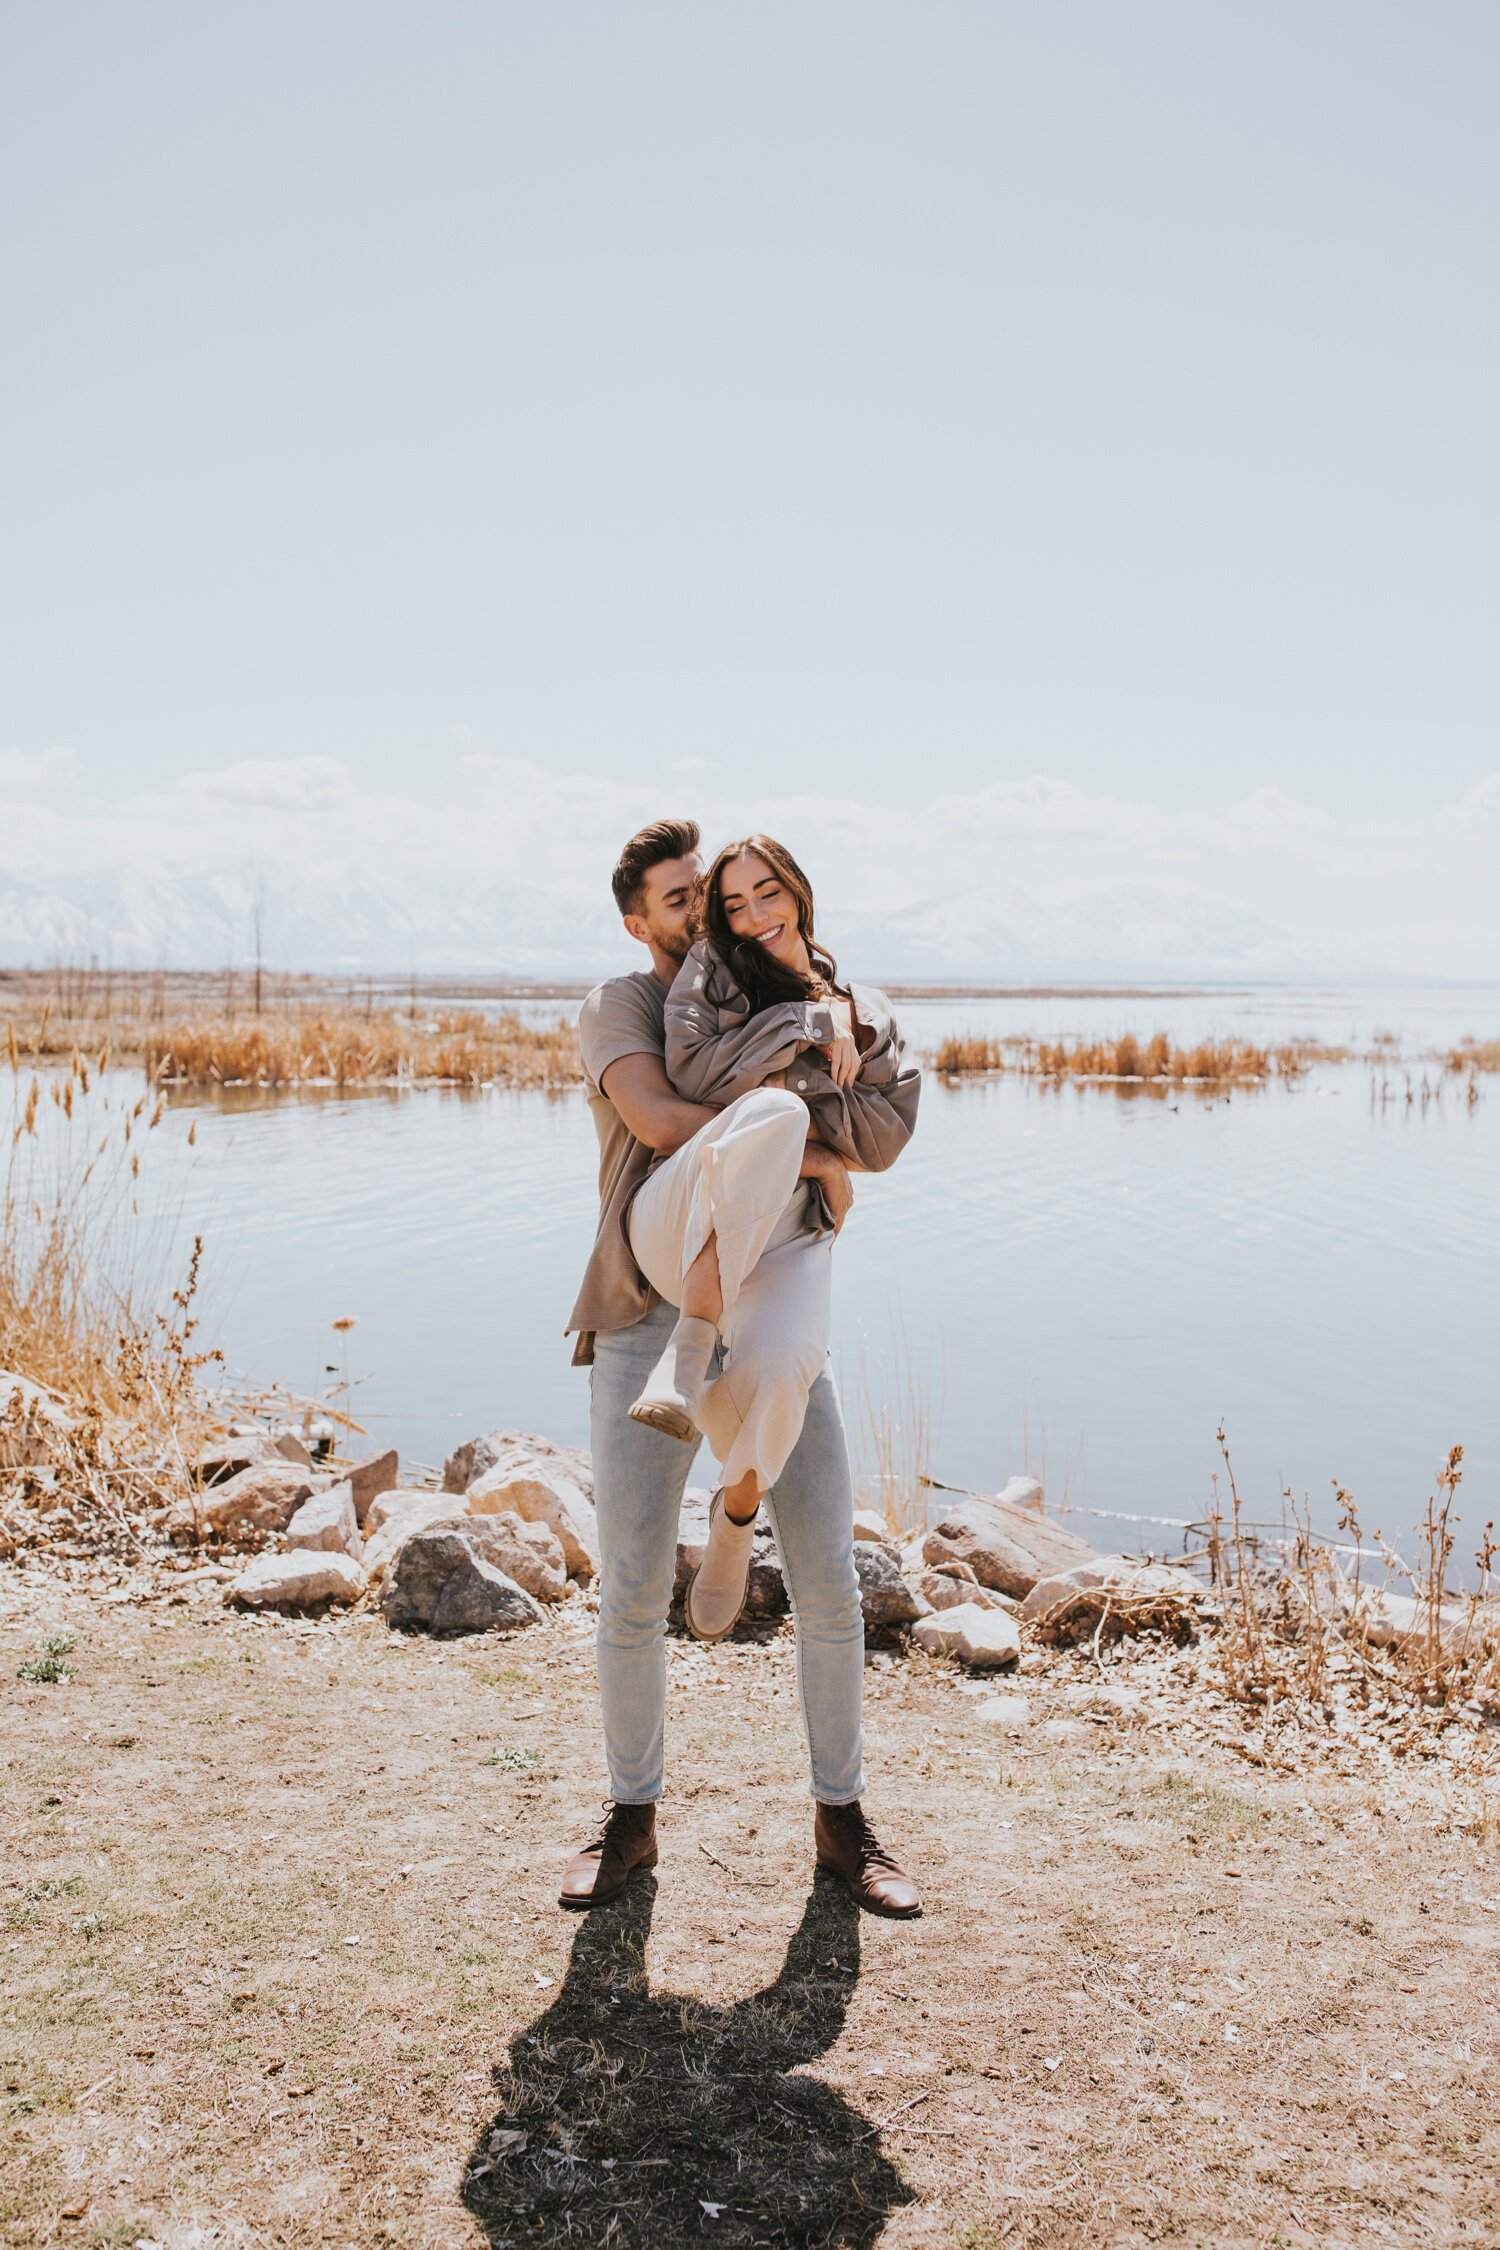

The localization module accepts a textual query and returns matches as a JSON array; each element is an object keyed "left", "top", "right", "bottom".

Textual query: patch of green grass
[
  {"left": 17, "top": 1632, "right": 77, "bottom": 1685},
  {"left": 482, "top": 1745, "right": 542, "bottom": 1771},
  {"left": 467, "top": 1660, "right": 529, "bottom": 1689},
  {"left": 1140, "top": 1771, "right": 1263, "bottom": 1839},
  {"left": 25, "top": 1876, "right": 82, "bottom": 1901}
]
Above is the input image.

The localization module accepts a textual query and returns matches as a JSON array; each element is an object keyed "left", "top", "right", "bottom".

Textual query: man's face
[{"left": 626, "top": 852, "right": 702, "bottom": 965}]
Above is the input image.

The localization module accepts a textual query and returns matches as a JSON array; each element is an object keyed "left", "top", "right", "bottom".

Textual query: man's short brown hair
[{"left": 610, "top": 817, "right": 702, "bottom": 917}]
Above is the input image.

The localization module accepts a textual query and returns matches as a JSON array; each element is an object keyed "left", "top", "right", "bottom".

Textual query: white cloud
[
  {"left": 176, "top": 756, "right": 354, "bottom": 813},
  {"left": 447, "top": 722, "right": 481, "bottom": 746},
  {"left": 0, "top": 744, "right": 82, "bottom": 798},
  {"left": 666, "top": 755, "right": 721, "bottom": 775},
  {"left": 1, "top": 753, "right": 1497, "bottom": 978}
]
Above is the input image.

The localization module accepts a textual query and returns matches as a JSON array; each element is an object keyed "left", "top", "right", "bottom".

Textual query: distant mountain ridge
[{"left": 0, "top": 861, "right": 1367, "bottom": 983}]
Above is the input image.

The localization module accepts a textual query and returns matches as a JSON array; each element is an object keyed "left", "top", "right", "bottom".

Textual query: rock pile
[{"left": 200, "top": 1422, "right": 1199, "bottom": 1672}]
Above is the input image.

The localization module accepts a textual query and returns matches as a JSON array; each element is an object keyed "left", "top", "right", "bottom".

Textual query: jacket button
[{"left": 796, "top": 1079, "right": 808, "bottom": 1091}]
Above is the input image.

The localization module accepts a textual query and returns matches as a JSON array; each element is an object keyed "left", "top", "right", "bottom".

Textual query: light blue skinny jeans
[{"left": 590, "top": 1297, "right": 867, "bottom": 1806}]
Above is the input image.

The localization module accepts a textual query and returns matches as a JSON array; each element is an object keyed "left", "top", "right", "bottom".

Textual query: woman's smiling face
[{"left": 715, "top": 850, "right": 810, "bottom": 973}]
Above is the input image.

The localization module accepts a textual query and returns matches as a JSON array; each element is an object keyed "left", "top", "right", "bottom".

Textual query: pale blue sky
[{"left": 3, "top": 1, "right": 1498, "bottom": 820}]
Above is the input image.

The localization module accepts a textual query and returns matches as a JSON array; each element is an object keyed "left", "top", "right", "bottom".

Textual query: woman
[{"left": 623, "top": 834, "right": 920, "bottom": 1639}]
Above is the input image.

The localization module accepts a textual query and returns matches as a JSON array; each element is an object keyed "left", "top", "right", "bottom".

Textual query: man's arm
[
  {"left": 601, "top": 1052, "right": 721, "bottom": 1156},
  {"left": 603, "top": 1051, "right": 854, "bottom": 1230}
]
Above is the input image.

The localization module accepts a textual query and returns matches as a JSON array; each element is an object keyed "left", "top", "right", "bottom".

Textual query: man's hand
[{"left": 800, "top": 1140, "right": 854, "bottom": 1235}]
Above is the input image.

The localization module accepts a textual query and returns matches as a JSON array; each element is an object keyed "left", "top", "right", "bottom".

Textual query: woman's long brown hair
[{"left": 697, "top": 835, "right": 843, "bottom": 1016}]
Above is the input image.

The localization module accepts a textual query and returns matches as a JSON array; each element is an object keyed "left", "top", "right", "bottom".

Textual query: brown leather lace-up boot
[
  {"left": 558, "top": 1800, "right": 658, "bottom": 1909},
  {"left": 814, "top": 1800, "right": 922, "bottom": 1918}
]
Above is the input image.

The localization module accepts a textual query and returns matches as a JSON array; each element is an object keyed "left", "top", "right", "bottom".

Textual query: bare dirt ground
[{"left": 4, "top": 1570, "right": 1499, "bottom": 2250}]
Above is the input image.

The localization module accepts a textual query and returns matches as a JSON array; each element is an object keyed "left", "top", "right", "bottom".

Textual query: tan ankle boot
[
  {"left": 558, "top": 1800, "right": 658, "bottom": 1909},
  {"left": 683, "top": 1490, "right": 757, "bottom": 1642},
  {"left": 627, "top": 1315, "right": 718, "bottom": 1442}
]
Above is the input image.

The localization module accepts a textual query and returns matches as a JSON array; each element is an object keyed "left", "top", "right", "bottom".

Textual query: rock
[
  {"left": 852, "top": 1508, "right": 896, "bottom": 1546},
  {"left": 0, "top": 1371, "right": 75, "bottom": 1468},
  {"left": 285, "top": 1482, "right": 361, "bottom": 1560},
  {"left": 1019, "top": 1556, "right": 1208, "bottom": 1636},
  {"left": 343, "top": 1449, "right": 400, "bottom": 1527},
  {"left": 443, "top": 1428, "right": 594, "bottom": 1504},
  {"left": 911, "top": 1602, "right": 1023, "bottom": 1670},
  {"left": 854, "top": 1545, "right": 930, "bottom": 1629},
  {"left": 381, "top": 1526, "right": 544, "bottom": 1635},
  {"left": 931, "top": 1558, "right": 978, "bottom": 1583},
  {"left": 1360, "top": 1589, "right": 1499, "bottom": 1657},
  {"left": 193, "top": 1428, "right": 283, "bottom": 1486},
  {"left": 433, "top": 1510, "right": 568, "bottom": 1603},
  {"left": 227, "top": 1549, "right": 365, "bottom": 1609},
  {"left": 976, "top": 1693, "right": 1033, "bottom": 1729},
  {"left": 917, "top": 1569, "right": 1011, "bottom": 1614},
  {"left": 199, "top": 1462, "right": 329, "bottom": 1541},
  {"left": 922, "top": 1493, "right": 1102, "bottom": 1598},
  {"left": 997, "top": 1475, "right": 1045, "bottom": 1516},
  {"left": 1042, "top": 1718, "right": 1086, "bottom": 1744},
  {"left": 362, "top": 1491, "right": 471, "bottom": 1583},
  {"left": 468, "top": 1464, "right": 599, "bottom": 1582},
  {"left": 273, "top": 1430, "right": 315, "bottom": 1466}
]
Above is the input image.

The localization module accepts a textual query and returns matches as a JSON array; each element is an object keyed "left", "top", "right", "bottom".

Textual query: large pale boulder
[
  {"left": 443, "top": 1428, "right": 594, "bottom": 1504},
  {"left": 382, "top": 1526, "right": 544, "bottom": 1635},
  {"left": 0, "top": 1372, "right": 74, "bottom": 1469},
  {"left": 285, "top": 1482, "right": 361, "bottom": 1560},
  {"left": 199, "top": 1462, "right": 329, "bottom": 1540},
  {"left": 433, "top": 1510, "right": 568, "bottom": 1603},
  {"left": 227, "top": 1549, "right": 365, "bottom": 1609},
  {"left": 922, "top": 1492, "right": 1101, "bottom": 1598},
  {"left": 1019, "top": 1556, "right": 1208, "bottom": 1635},
  {"left": 343, "top": 1448, "right": 399, "bottom": 1526},
  {"left": 854, "top": 1545, "right": 930, "bottom": 1629},
  {"left": 468, "top": 1463, "right": 599, "bottom": 1582},
  {"left": 362, "top": 1491, "right": 470, "bottom": 1583},
  {"left": 912, "top": 1602, "right": 1023, "bottom": 1670}
]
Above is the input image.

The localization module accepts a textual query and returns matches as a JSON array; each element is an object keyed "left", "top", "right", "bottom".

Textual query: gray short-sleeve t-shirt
[{"left": 566, "top": 970, "right": 671, "bottom": 1356}]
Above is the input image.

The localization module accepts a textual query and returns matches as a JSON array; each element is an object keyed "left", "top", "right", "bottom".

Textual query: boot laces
[{"left": 836, "top": 1803, "right": 901, "bottom": 1875}]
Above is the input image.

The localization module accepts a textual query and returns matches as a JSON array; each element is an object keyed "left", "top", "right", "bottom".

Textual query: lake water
[{"left": 22, "top": 982, "right": 1500, "bottom": 1560}]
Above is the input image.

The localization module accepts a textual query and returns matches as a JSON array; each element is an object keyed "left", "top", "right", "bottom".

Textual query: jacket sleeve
[
  {"left": 787, "top": 986, "right": 921, "bottom": 1172},
  {"left": 663, "top": 941, "right": 841, "bottom": 1108}
]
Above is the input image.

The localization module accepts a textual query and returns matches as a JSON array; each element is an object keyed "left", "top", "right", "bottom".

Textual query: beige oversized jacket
[{"left": 663, "top": 939, "right": 921, "bottom": 1173}]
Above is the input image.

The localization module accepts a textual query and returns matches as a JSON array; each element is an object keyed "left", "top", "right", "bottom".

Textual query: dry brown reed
[
  {"left": 1, "top": 968, "right": 583, "bottom": 1089},
  {"left": 2, "top": 1053, "right": 219, "bottom": 1558},
  {"left": 143, "top": 1008, "right": 580, "bottom": 1089},
  {"left": 929, "top": 1029, "right": 1337, "bottom": 1086},
  {"left": 1203, "top": 1430, "right": 1500, "bottom": 1732}
]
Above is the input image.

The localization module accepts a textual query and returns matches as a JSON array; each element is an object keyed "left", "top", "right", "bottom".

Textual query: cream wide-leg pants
[{"left": 626, "top": 1088, "right": 834, "bottom": 1494}]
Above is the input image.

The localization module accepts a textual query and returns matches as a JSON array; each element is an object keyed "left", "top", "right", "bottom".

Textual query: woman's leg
[{"left": 626, "top": 1089, "right": 811, "bottom": 1451}]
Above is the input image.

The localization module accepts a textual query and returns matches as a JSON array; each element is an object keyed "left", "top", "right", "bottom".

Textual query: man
[{"left": 559, "top": 816, "right": 921, "bottom": 1918}]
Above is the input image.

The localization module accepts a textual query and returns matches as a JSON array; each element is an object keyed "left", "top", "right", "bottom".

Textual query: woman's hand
[{"left": 821, "top": 996, "right": 861, "bottom": 1090}]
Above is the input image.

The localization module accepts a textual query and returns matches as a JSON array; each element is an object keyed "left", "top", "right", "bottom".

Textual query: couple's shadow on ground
[{"left": 461, "top": 1872, "right": 915, "bottom": 2248}]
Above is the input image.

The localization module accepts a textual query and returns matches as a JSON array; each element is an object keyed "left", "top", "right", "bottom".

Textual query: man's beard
[{"left": 650, "top": 923, "right": 693, "bottom": 966}]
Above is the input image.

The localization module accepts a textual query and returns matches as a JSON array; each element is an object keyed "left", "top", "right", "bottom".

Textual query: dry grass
[
  {"left": 929, "top": 1031, "right": 1349, "bottom": 1087},
  {"left": 2, "top": 1052, "right": 217, "bottom": 1557},
  {"left": 1444, "top": 1037, "right": 1500, "bottom": 1073},
  {"left": 1, "top": 969, "right": 582, "bottom": 1090},
  {"left": 1197, "top": 1431, "right": 1500, "bottom": 1744},
  {"left": 142, "top": 1009, "right": 580, "bottom": 1090},
  {"left": 4, "top": 1572, "right": 1498, "bottom": 2249}
]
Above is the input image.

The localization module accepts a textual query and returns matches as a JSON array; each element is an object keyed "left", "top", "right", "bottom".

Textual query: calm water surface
[{"left": 83, "top": 980, "right": 1498, "bottom": 1556}]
